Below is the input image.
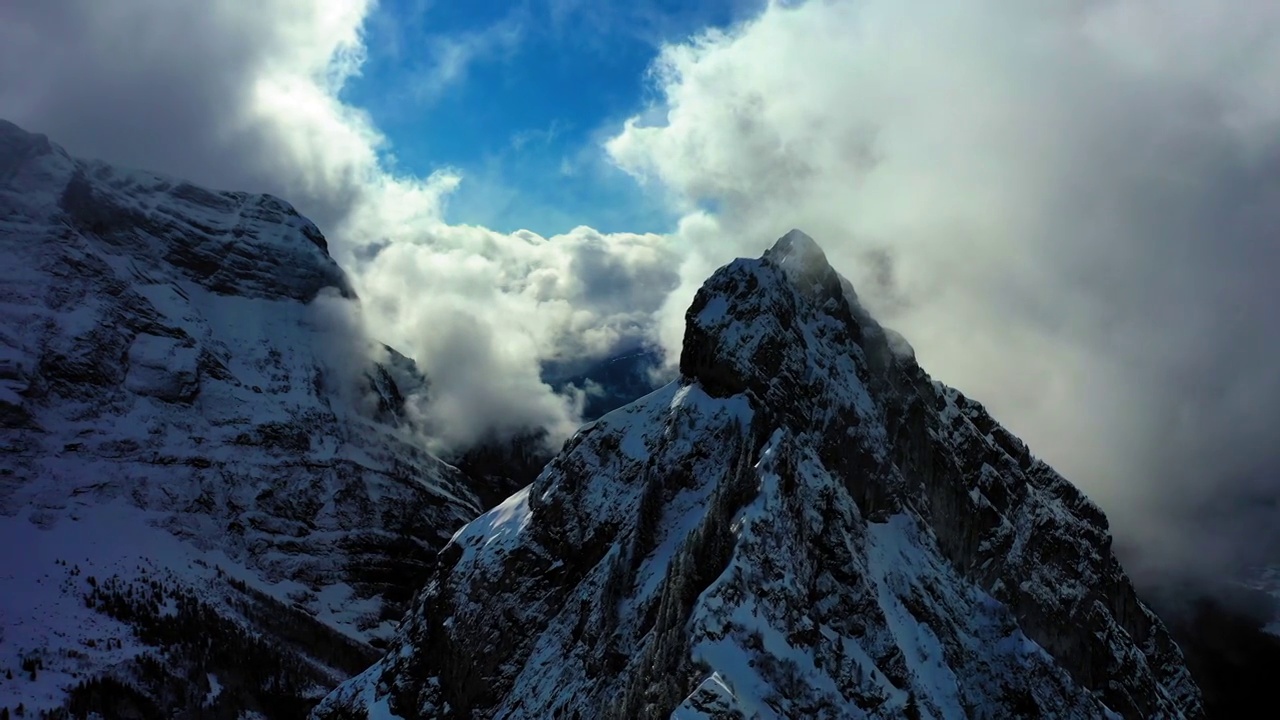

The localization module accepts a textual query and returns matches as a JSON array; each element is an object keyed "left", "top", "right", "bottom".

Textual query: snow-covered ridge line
[{"left": 0, "top": 118, "right": 352, "bottom": 305}]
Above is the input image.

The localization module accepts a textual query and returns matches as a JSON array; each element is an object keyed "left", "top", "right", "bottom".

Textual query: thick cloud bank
[
  {"left": 0, "top": 0, "right": 678, "bottom": 452},
  {"left": 3, "top": 0, "right": 1279, "bottom": 576},
  {"left": 609, "top": 0, "right": 1280, "bottom": 576}
]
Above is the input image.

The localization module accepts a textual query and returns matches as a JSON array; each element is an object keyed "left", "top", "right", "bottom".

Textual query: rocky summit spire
[
  {"left": 315, "top": 231, "right": 1204, "bottom": 720},
  {"left": 761, "top": 228, "right": 847, "bottom": 300}
]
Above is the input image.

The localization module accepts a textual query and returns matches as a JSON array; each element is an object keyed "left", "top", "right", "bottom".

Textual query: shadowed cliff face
[{"left": 316, "top": 230, "right": 1204, "bottom": 720}]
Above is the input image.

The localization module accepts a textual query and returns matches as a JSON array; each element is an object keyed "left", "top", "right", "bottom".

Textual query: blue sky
[{"left": 341, "top": 0, "right": 758, "bottom": 236}]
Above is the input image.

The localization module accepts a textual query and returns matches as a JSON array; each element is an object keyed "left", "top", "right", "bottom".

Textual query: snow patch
[
  {"left": 124, "top": 333, "right": 199, "bottom": 401},
  {"left": 450, "top": 485, "right": 533, "bottom": 565}
]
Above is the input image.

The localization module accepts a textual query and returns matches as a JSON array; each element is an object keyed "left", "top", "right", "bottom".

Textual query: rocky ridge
[{"left": 315, "top": 230, "right": 1205, "bottom": 720}]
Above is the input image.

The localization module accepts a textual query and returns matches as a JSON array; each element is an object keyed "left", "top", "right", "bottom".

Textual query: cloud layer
[
  {"left": 3, "top": 0, "right": 1279, "bottom": 577},
  {"left": 350, "top": 223, "right": 677, "bottom": 451},
  {"left": 0, "top": 0, "right": 678, "bottom": 452},
  {"left": 609, "top": 0, "right": 1280, "bottom": 576}
]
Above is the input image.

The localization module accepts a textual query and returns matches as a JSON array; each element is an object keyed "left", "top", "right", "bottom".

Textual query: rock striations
[
  {"left": 0, "top": 119, "right": 485, "bottom": 717},
  {"left": 316, "top": 230, "right": 1204, "bottom": 720}
]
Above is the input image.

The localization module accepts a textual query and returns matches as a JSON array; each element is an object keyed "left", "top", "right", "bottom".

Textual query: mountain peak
[
  {"left": 767, "top": 227, "right": 823, "bottom": 258},
  {"left": 0, "top": 117, "right": 57, "bottom": 158},
  {"left": 317, "top": 231, "right": 1204, "bottom": 720},
  {"left": 0, "top": 121, "right": 487, "bottom": 715},
  {"left": 0, "top": 117, "right": 353, "bottom": 303},
  {"left": 679, "top": 231, "right": 870, "bottom": 412},
  {"left": 765, "top": 227, "right": 827, "bottom": 271},
  {"left": 763, "top": 227, "right": 846, "bottom": 299}
]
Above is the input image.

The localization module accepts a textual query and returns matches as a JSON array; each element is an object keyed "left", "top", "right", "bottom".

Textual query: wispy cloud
[
  {"left": 509, "top": 118, "right": 567, "bottom": 152},
  {"left": 358, "top": 0, "right": 525, "bottom": 107},
  {"left": 410, "top": 16, "right": 524, "bottom": 105},
  {"left": 542, "top": 0, "right": 766, "bottom": 51}
]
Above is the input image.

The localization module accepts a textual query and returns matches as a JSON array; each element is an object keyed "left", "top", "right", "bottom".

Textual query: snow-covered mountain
[
  {"left": 0, "top": 120, "right": 488, "bottom": 717},
  {"left": 0, "top": 116, "right": 1212, "bottom": 719},
  {"left": 316, "top": 230, "right": 1205, "bottom": 720}
]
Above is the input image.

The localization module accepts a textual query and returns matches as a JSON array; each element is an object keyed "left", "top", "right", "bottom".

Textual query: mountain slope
[
  {"left": 315, "top": 230, "right": 1204, "bottom": 719},
  {"left": 0, "top": 120, "right": 485, "bottom": 717}
]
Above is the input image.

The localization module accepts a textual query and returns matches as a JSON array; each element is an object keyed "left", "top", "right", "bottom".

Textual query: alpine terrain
[
  {"left": 0, "top": 119, "right": 496, "bottom": 718},
  {"left": 316, "top": 231, "right": 1206, "bottom": 719}
]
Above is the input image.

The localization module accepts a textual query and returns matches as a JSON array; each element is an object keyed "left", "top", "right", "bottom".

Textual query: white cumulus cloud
[
  {"left": 607, "top": 0, "right": 1280, "bottom": 575},
  {"left": 0, "top": 0, "right": 679, "bottom": 453},
  {"left": 4, "top": 0, "right": 1280, "bottom": 577}
]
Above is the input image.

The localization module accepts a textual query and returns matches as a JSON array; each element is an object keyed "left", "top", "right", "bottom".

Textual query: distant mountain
[
  {"left": 1138, "top": 569, "right": 1280, "bottom": 719},
  {"left": 544, "top": 346, "right": 669, "bottom": 422},
  {"left": 0, "top": 119, "right": 487, "bottom": 718},
  {"left": 442, "top": 348, "right": 670, "bottom": 510},
  {"left": 316, "top": 231, "right": 1204, "bottom": 719}
]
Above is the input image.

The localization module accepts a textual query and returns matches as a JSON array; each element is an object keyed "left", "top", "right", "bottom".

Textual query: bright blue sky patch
[{"left": 342, "top": 0, "right": 759, "bottom": 235}]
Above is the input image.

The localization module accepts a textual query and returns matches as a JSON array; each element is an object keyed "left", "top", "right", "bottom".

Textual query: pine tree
[{"left": 903, "top": 692, "right": 922, "bottom": 720}]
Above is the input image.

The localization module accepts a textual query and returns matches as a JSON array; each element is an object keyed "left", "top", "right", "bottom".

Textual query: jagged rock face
[
  {"left": 315, "top": 230, "right": 1204, "bottom": 720},
  {"left": 0, "top": 120, "right": 483, "bottom": 716},
  {"left": 21, "top": 124, "right": 355, "bottom": 304}
]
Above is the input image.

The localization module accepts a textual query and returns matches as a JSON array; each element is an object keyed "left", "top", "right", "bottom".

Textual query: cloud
[
  {"left": 543, "top": 0, "right": 767, "bottom": 51},
  {"left": 409, "top": 16, "right": 525, "bottom": 105},
  {"left": 349, "top": 223, "right": 679, "bottom": 451},
  {"left": 608, "top": 0, "right": 1280, "bottom": 577},
  {"left": 0, "top": 0, "right": 677, "bottom": 453},
  {"left": 0, "top": 0, "right": 381, "bottom": 232},
  {"left": 4, "top": 0, "right": 1280, "bottom": 586},
  {"left": 510, "top": 119, "right": 566, "bottom": 152}
]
